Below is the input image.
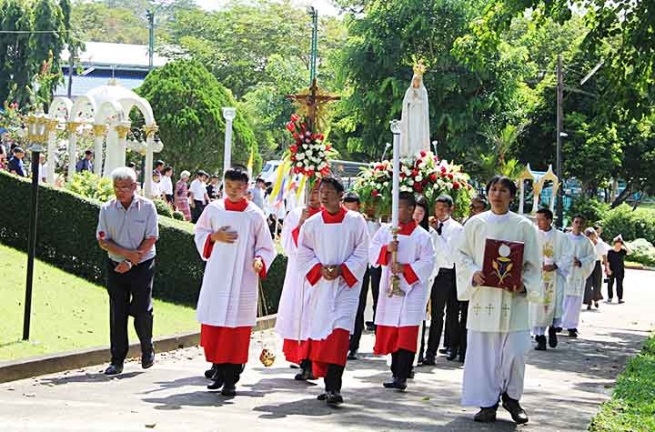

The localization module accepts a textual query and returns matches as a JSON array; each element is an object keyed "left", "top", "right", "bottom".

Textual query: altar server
[
  {"left": 194, "top": 167, "right": 277, "bottom": 397},
  {"left": 371, "top": 192, "right": 435, "bottom": 391},
  {"left": 456, "top": 176, "right": 542, "bottom": 424},
  {"left": 296, "top": 177, "right": 369, "bottom": 405},
  {"left": 274, "top": 183, "right": 322, "bottom": 380},
  {"left": 561, "top": 216, "right": 596, "bottom": 337},
  {"left": 530, "top": 208, "right": 572, "bottom": 350}
]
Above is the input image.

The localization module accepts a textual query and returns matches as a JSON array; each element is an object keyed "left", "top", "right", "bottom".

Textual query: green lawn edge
[{"left": 589, "top": 334, "right": 655, "bottom": 432}]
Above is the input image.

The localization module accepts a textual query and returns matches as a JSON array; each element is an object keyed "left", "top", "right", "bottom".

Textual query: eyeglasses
[{"left": 113, "top": 184, "right": 135, "bottom": 192}]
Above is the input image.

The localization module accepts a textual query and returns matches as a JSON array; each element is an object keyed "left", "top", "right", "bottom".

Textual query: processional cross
[{"left": 285, "top": 78, "right": 340, "bottom": 132}]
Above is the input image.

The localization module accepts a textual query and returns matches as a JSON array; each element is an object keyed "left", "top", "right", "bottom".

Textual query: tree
[
  {"left": 136, "top": 60, "right": 259, "bottom": 175},
  {"left": 471, "top": 123, "right": 527, "bottom": 180},
  {"left": 0, "top": 0, "right": 34, "bottom": 106}
]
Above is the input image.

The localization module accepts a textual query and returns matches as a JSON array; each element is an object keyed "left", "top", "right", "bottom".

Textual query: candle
[{"left": 390, "top": 120, "right": 401, "bottom": 229}]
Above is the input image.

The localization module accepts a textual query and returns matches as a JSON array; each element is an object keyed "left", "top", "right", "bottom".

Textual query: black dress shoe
[
  {"left": 104, "top": 363, "right": 123, "bottom": 375},
  {"left": 207, "top": 379, "right": 224, "bottom": 390},
  {"left": 365, "top": 321, "right": 375, "bottom": 331},
  {"left": 548, "top": 327, "right": 558, "bottom": 348},
  {"left": 408, "top": 368, "right": 415, "bottom": 379},
  {"left": 534, "top": 335, "right": 547, "bottom": 351},
  {"left": 326, "top": 391, "right": 344, "bottom": 405},
  {"left": 347, "top": 351, "right": 358, "bottom": 361},
  {"left": 568, "top": 329, "right": 579, "bottom": 338},
  {"left": 221, "top": 382, "right": 236, "bottom": 397},
  {"left": 422, "top": 355, "right": 436, "bottom": 366},
  {"left": 204, "top": 364, "right": 218, "bottom": 379},
  {"left": 317, "top": 392, "right": 328, "bottom": 401},
  {"left": 141, "top": 350, "right": 155, "bottom": 369},
  {"left": 446, "top": 349, "right": 458, "bottom": 361},
  {"left": 502, "top": 394, "right": 529, "bottom": 424},
  {"left": 383, "top": 378, "right": 397, "bottom": 389},
  {"left": 382, "top": 377, "right": 407, "bottom": 391},
  {"left": 294, "top": 369, "right": 315, "bottom": 381},
  {"left": 473, "top": 405, "right": 498, "bottom": 423},
  {"left": 438, "top": 348, "right": 449, "bottom": 355},
  {"left": 457, "top": 350, "right": 466, "bottom": 363}
]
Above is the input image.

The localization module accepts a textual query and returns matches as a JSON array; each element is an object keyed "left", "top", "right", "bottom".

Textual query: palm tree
[{"left": 471, "top": 122, "right": 528, "bottom": 180}]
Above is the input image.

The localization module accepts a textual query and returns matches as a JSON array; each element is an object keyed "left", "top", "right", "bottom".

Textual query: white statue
[{"left": 399, "top": 62, "right": 430, "bottom": 158}]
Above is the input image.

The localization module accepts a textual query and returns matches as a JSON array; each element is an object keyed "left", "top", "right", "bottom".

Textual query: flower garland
[
  {"left": 352, "top": 150, "right": 472, "bottom": 218},
  {"left": 284, "top": 113, "right": 335, "bottom": 183}
]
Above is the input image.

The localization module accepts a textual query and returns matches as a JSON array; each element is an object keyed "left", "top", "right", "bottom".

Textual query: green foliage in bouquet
[{"left": 64, "top": 171, "right": 113, "bottom": 203}]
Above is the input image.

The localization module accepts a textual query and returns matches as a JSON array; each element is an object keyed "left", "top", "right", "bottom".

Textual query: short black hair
[
  {"left": 127, "top": 162, "right": 136, "bottom": 168},
  {"left": 155, "top": 160, "right": 165, "bottom": 167},
  {"left": 319, "top": 176, "right": 345, "bottom": 194},
  {"left": 224, "top": 167, "right": 249, "bottom": 183},
  {"left": 256, "top": 177, "right": 265, "bottom": 184},
  {"left": 343, "top": 191, "right": 361, "bottom": 203},
  {"left": 399, "top": 191, "right": 417, "bottom": 208},
  {"left": 486, "top": 175, "right": 517, "bottom": 198},
  {"left": 162, "top": 166, "right": 173, "bottom": 175},
  {"left": 436, "top": 194, "right": 454, "bottom": 208},
  {"left": 415, "top": 196, "right": 430, "bottom": 231},
  {"left": 196, "top": 170, "right": 208, "bottom": 177},
  {"left": 84, "top": 149, "right": 93, "bottom": 156},
  {"left": 572, "top": 214, "right": 586, "bottom": 223},
  {"left": 210, "top": 174, "right": 219, "bottom": 180},
  {"left": 13, "top": 147, "right": 24, "bottom": 153},
  {"left": 536, "top": 208, "right": 554, "bottom": 221}
]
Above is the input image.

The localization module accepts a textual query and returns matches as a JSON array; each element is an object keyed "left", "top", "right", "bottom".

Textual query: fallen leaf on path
[
  {"left": 422, "top": 396, "right": 430, "bottom": 401},
  {"left": 145, "top": 423, "right": 156, "bottom": 428},
  {"left": 23, "top": 393, "right": 35, "bottom": 397}
]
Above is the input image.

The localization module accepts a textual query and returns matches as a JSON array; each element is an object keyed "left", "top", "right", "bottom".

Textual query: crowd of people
[{"left": 95, "top": 165, "right": 631, "bottom": 426}]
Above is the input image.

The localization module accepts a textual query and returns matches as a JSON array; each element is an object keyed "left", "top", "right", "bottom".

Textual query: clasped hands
[
  {"left": 321, "top": 265, "right": 342, "bottom": 281},
  {"left": 385, "top": 242, "right": 404, "bottom": 274},
  {"left": 472, "top": 270, "right": 526, "bottom": 294}
]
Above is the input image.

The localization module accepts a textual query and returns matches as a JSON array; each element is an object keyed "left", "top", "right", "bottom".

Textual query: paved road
[{"left": 0, "top": 269, "right": 653, "bottom": 431}]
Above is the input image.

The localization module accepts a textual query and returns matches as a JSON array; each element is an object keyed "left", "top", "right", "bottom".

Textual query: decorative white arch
[{"left": 46, "top": 97, "right": 72, "bottom": 183}]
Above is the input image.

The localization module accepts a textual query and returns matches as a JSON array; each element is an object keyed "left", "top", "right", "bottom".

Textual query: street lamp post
[
  {"left": 432, "top": 140, "right": 438, "bottom": 158},
  {"left": 23, "top": 109, "right": 49, "bottom": 340},
  {"left": 307, "top": 6, "right": 318, "bottom": 84},
  {"left": 222, "top": 107, "right": 237, "bottom": 175},
  {"left": 556, "top": 54, "right": 564, "bottom": 228}
]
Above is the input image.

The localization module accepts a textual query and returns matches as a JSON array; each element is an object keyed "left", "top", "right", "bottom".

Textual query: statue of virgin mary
[{"left": 399, "top": 62, "right": 430, "bottom": 158}]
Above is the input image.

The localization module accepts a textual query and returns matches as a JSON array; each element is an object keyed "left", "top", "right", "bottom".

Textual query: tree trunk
[{"left": 612, "top": 183, "right": 634, "bottom": 208}]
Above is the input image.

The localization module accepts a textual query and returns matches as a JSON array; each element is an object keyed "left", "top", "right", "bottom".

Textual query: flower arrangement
[
  {"left": 352, "top": 150, "right": 473, "bottom": 218},
  {"left": 284, "top": 114, "right": 335, "bottom": 183}
]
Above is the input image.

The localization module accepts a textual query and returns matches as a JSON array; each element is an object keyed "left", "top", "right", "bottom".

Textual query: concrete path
[{"left": 0, "top": 269, "right": 653, "bottom": 431}]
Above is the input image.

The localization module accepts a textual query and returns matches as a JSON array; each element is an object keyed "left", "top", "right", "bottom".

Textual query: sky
[{"left": 194, "top": 0, "right": 340, "bottom": 16}]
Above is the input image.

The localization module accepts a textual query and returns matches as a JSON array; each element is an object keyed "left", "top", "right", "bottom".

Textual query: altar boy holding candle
[
  {"left": 370, "top": 192, "right": 435, "bottom": 391},
  {"left": 455, "top": 176, "right": 542, "bottom": 424}
]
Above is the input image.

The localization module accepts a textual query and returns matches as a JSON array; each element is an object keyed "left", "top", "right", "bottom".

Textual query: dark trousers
[
  {"left": 324, "top": 364, "right": 345, "bottom": 393},
  {"left": 215, "top": 364, "right": 245, "bottom": 385},
  {"left": 452, "top": 301, "right": 468, "bottom": 354},
  {"left": 191, "top": 200, "right": 206, "bottom": 223},
  {"left": 349, "top": 265, "right": 382, "bottom": 352},
  {"left": 584, "top": 261, "right": 604, "bottom": 304},
  {"left": 426, "top": 268, "right": 458, "bottom": 356},
  {"left": 391, "top": 349, "right": 415, "bottom": 379},
  {"left": 608, "top": 271, "right": 625, "bottom": 300},
  {"left": 107, "top": 258, "right": 155, "bottom": 365}
]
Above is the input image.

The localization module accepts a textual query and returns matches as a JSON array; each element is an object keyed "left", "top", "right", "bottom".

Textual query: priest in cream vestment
[
  {"left": 529, "top": 208, "right": 572, "bottom": 350},
  {"left": 456, "top": 176, "right": 542, "bottom": 425}
]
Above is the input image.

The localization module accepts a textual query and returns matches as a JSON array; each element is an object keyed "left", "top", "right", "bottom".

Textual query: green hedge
[
  {"left": 602, "top": 204, "right": 655, "bottom": 246},
  {"left": 0, "top": 171, "right": 287, "bottom": 312}
]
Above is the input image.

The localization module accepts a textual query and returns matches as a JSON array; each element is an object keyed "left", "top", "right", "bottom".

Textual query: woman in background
[{"left": 174, "top": 170, "right": 192, "bottom": 221}]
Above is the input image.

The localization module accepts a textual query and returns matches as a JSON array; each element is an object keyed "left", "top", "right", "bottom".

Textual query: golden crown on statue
[{"left": 413, "top": 59, "right": 427, "bottom": 76}]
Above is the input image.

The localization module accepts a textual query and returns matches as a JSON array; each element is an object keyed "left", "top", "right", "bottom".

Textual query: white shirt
[
  {"left": 434, "top": 217, "right": 464, "bottom": 270},
  {"left": 160, "top": 175, "right": 173, "bottom": 195},
  {"left": 149, "top": 181, "right": 163, "bottom": 200},
  {"left": 594, "top": 239, "right": 609, "bottom": 261},
  {"left": 189, "top": 179, "right": 207, "bottom": 204}
]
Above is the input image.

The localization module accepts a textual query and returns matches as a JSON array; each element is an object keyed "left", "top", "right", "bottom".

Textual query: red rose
[
  {"left": 301, "top": 123, "right": 307, "bottom": 131},
  {"left": 291, "top": 114, "right": 300, "bottom": 122},
  {"left": 307, "top": 170, "right": 315, "bottom": 177},
  {"left": 412, "top": 169, "right": 419, "bottom": 178},
  {"left": 290, "top": 145, "right": 298, "bottom": 153},
  {"left": 320, "top": 167, "right": 330, "bottom": 176},
  {"left": 400, "top": 172, "right": 406, "bottom": 179},
  {"left": 429, "top": 173, "right": 437, "bottom": 182},
  {"left": 325, "top": 144, "right": 332, "bottom": 151},
  {"left": 448, "top": 173, "right": 454, "bottom": 180},
  {"left": 413, "top": 183, "right": 423, "bottom": 193},
  {"left": 440, "top": 166, "right": 447, "bottom": 174},
  {"left": 372, "top": 190, "right": 379, "bottom": 197},
  {"left": 293, "top": 167, "right": 301, "bottom": 174},
  {"left": 420, "top": 150, "right": 426, "bottom": 157},
  {"left": 98, "top": 231, "right": 105, "bottom": 239},
  {"left": 286, "top": 122, "right": 295, "bottom": 132},
  {"left": 317, "top": 134, "right": 324, "bottom": 141},
  {"left": 422, "top": 179, "right": 428, "bottom": 186},
  {"left": 293, "top": 133, "right": 299, "bottom": 140},
  {"left": 291, "top": 156, "right": 297, "bottom": 162},
  {"left": 453, "top": 181, "right": 460, "bottom": 189}
]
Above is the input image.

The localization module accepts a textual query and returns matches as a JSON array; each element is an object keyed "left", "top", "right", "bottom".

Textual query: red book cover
[{"left": 482, "top": 239, "right": 525, "bottom": 292}]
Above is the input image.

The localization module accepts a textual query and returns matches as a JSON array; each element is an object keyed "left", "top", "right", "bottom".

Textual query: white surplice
[
  {"left": 194, "top": 199, "right": 277, "bottom": 327},
  {"left": 529, "top": 228, "right": 572, "bottom": 332},
  {"left": 274, "top": 207, "right": 313, "bottom": 341},
  {"left": 370, "top": 223, "right": 436, "bottom": 327},
  {"left": 455, "top": 211, "right": 543, "bottom": 407},
  {"left": 561, "top": 232, "right": 596, "bottom": 329},
  {"left": 296, "top": 209, "right": 369, "bottom": 340}
]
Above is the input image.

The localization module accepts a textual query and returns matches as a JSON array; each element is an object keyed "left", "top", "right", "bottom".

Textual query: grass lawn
[
  {"left": 590, "top": 335, "right": 655, "bottom": 432},
  {"left": 0, "top": 243, "right": 198, "bottom": 362}
]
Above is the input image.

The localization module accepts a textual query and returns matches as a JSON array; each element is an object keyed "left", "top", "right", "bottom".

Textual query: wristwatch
[{"left": 123, "top": 260, "right": 133, "bottom": 270}]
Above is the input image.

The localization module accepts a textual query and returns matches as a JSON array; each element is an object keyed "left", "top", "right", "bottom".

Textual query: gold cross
[{"left": 285, "top": 78, "right": 340, "bottom": 132}]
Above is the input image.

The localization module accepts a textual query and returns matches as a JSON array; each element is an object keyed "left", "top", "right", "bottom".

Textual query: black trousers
[
  {"left": 426, "top": 268, "right": 458, "bottom": 356},
  {"left": 391, "top": 349, "right": 415, "bottom": 379},
  {"left": 191, "top": 200, "right": 206, "bottom": 223},
  {"left": 584, "top": 261, "right": 604, "bottom": 304},
  {"left": 349, "top": 265, "right": 382, "bottom": 352},
  {"left": 107, "top": 258, "right": 155, "bottom": 364},
  {"left": 452, "top": 301, "right": 468, "bottom": 354},
  {"left": 608, "top": 271, "right": 625, "bottom": 300},
  {"left": 215, "top": 364, "right": 245, "bottom": 385},
  {"left": 324, "top": 364, "right": 345, "bottom": 392}
]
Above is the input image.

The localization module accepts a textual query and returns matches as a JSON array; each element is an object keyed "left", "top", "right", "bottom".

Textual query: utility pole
[
  {"left": 146, "top": 10, "right": 155, "bottom": 70},
  {"left": 308, "top": 6, "right": 318, "bottom": 85},
  {"left": 556, "top": 54, "right": 564, "bottom": 228}
]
